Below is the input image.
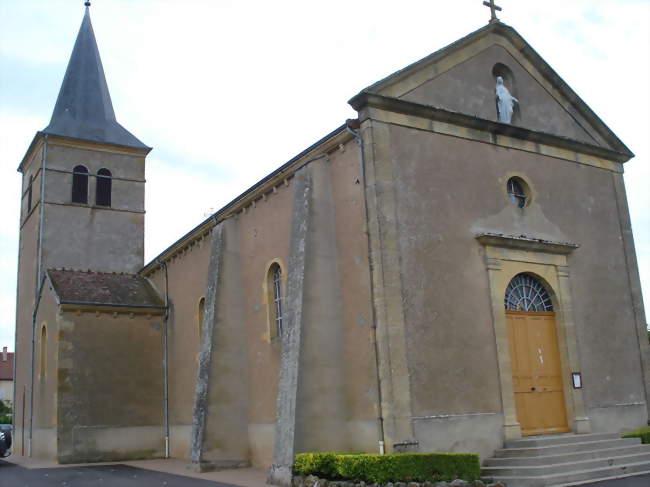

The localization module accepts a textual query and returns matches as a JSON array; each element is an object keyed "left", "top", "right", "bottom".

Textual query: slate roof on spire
[{"left": 43, "top": 6, "right": 148, "bottom": 149}]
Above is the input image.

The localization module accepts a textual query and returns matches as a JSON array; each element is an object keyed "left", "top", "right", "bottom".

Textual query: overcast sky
[{"left": 0, "top": 0, "right": 648, "bottom": 351}]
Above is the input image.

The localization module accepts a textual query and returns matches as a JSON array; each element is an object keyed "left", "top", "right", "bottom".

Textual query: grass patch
[
  {"left": 623, "top": 426, "right": 650, "bottom": 444},
  {"left": 294, "top": 452, "right": 480, "bottom": 483}
]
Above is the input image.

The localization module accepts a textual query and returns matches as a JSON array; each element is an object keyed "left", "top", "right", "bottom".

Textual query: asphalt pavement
[
  {"left": 2, "top": 460, "right": 649, "bottom": 487},
  {"left": 0, "top": 461, "right": 241, "bottom": 487}
]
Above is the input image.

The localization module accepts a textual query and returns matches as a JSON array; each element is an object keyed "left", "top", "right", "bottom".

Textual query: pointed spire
[{"left": 43, "top": 5, "right": 148, "bottom": 149}]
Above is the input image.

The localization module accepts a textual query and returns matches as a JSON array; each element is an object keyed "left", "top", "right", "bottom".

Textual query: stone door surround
[{"left": 477, "top": 233, "right": 591, "bottom": 440}]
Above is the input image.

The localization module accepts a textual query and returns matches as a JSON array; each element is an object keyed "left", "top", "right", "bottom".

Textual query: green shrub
[
  {"left": 0, "top": 400, "right": 10, "bottom": 415},
  {"left": 294, "top": 452, "right": 480, "bottom": 483},
  {"left": 294, "top": 452, "right": 340, "bottom": 479},
  {"left": 623, "top": 426, "right": 650, "bottom": 444},
  {"left": 0, "top": 400, "right": 11, "bottom": 424}
]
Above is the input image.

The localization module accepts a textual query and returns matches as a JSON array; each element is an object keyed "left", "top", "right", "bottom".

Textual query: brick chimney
[{"left": 2, "top": 347, "right": 6, "bottom": 361}]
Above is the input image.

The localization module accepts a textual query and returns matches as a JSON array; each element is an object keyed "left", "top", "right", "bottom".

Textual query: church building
[{"left": 12, "top": 3, "right": 649, "bottom": 486}]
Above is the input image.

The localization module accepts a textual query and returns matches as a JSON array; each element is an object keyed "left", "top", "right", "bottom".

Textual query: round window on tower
[{"left": 507, "top": 177, "right": 529, "bottom": 208}]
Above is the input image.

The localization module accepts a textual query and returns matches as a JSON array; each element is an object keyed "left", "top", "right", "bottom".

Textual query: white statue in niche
[{"left": 495, "top": 76, "right": 518, "bottom": 124}]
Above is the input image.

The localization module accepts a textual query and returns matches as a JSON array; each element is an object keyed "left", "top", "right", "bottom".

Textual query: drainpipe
[
  {"left": 346, "top": 119, "right": 386, "bottom": 455},
  {"left": 28, "top": 134, "right": 49, "bottom": 457},
  {"left": 157, "top": 258, "right": 170, "bottom": 458}
]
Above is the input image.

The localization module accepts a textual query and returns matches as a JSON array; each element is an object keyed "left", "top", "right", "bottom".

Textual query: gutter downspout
[
  {"left": 346, "top": 120, "right": 386, "bottom": 455},
  {"left": 157, "top": 259, "right": 170, "bottom": 459},
  {"left": 28, "top": 134, "right": 48, "bottom": 457}
]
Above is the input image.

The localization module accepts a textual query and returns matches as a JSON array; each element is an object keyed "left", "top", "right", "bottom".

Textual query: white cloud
[{"left": 0, "top": 0, "right": 648, "bottom": 351}]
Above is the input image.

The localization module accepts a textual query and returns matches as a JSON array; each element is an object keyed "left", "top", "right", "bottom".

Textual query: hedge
[
  {"left": 623, "top": 426, "right": 650, "bottom": 444},
  {"left": 294, "top": 452, "right": 480, "bottom": 483}
]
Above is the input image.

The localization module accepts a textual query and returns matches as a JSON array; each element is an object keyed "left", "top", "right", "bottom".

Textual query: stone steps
[
  {"left": 550, "top": 469, "right": 650, "bottom": 486},
  {"left": 483, "top": 451, "right": 650, "bottom": 477},
  {"left": 482, "top": 432, "right": 650, "bottom": 487},
  {"left": 484, "top": 443, "right": 650, "bottom": 466},
  {"left": 492, "top": 438, "right": 639, "bottom": 458},
  {"left": 504, "top": 433, "right": 620, "bottom": 449}
]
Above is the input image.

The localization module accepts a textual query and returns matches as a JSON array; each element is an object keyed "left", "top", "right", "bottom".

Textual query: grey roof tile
[{"left": 43, "top": 7, "right": 148, "bottom": 150}]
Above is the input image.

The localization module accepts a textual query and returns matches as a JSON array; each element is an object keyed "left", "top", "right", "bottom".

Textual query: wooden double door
[{"left": 506, "top": 310, "right": 569, "bottom": 436}]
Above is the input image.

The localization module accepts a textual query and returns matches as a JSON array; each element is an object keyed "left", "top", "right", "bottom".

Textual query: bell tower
[
  {"left": 17, "top": 3, "right": 150, "bottom": 276},
  {"left": 13, "top": 3, "right": 150, "bottom": 455}
]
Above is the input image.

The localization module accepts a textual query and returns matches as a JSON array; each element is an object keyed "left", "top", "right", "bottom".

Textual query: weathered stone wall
[
  {"left": 32, "top": 284, "right": 60, "bottom": 459},
  {"left": 190, "top": 218, "right": 250, "bottom": 470},
  {"left": 147, "top": 227, "right": 212, "bottom": 459},
  {"left": 41, "top": 141, "right": 146, "bottom": 274},
  {"left": 13, "top": 143, "right": 43, "bottom": 457},
  {"left": 269, "top": 167, "right": 313, "bottom": 486},
  {"left": 296, "top": 144, "right": 379, "bottom": 455},
  {"left": 14, "top": 137, "right": 148, "bottom": 459},
  {"left": 146, "top": 133, "right": 379, "bottom": 473},
  {"left": 56, "top": 308, "right": 164, "bottom": 463},
  {"left": 362, "top": 113, "right": 647, "bottom": 457}
]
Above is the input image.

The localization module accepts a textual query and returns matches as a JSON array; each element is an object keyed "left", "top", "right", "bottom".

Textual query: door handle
[{"left": 531, "top": 387, "right": 536, "bottom": 391}]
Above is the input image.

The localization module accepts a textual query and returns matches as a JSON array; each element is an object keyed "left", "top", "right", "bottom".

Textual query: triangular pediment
[{"left": 351, "top": 22, "right": 631, "bottom": 157}]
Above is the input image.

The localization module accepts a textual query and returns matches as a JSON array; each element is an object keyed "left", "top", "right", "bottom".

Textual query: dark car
[{"left": 0, "top": 425, "right": 11, "bottom": 457}]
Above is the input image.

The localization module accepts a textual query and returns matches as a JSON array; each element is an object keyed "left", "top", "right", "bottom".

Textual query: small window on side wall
[
  {"left": 72, "top": 165, "right": 89, "bottom": 204},
  {"left": 267, "top": 263, "right": 284, "bottom": 340},
  {"left": 40, "top": 324, "right": 47, "bottom": 379},
  {"left": 96, "top": 168, "right": 112, "bottom": 207},
  {"left": 198, "top": 297, "right": 205, "bottom": 337},
  {"left": 27, "top": 175, "right": 33, "bottom": 212}
]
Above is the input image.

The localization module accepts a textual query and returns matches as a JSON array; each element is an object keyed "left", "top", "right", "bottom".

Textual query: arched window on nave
[{"left": 267, "top": 263, "right": 284, "bottom": 339}]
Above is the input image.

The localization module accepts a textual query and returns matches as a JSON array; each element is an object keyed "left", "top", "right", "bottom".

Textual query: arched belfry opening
[
  {"left": 505, "top": 273, "right": 569, "bottom": 436},
  {"left": 96, "top": 168, "right": 112, "bottom": 206},
  {"left": 72, "top": 165, "right": 89, "bottom": 204}
]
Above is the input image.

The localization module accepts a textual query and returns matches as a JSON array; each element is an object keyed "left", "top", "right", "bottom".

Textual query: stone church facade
[{"left": 12, "top": 5, "right": 649, "bottom": 486}]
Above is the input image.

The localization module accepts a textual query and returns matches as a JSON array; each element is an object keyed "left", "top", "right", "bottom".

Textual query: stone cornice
[
  {"left": 18, "top": 132, "right": 151, "bottom": 173},
  {"left": 476, "top": 232, "right": 579, "bottom": 255},
  {"left": 139, "top": 124, "right": 351, "bottom": 277},
  {"left": 350, "top": 92, "right": 632, "bottom": 165},
  {"left": 59, "top": 302, "right": 166, "bottom": 315}
]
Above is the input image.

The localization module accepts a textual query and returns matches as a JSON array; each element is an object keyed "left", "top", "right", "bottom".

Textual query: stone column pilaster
[
  {"left": 268, "top": 168, "right": 312, "bottom": 487},
  {"left": 361, "top": 119, "right": 415, "bottom": 451},
  {"left": 190, "top": 222, "right": 224, "bottom": 469}
]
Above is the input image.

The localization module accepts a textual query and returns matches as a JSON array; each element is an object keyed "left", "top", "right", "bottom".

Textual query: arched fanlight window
[
  {"left": 40, "top": 324, "right": 47, "bottom": 378},
  {"left": 198, "top": 297, "right": 205, "bottom": 337},
  {"left": 267, "top": 263, "right": 284, "bottom": 339},
  {"left": 505, "top": 273, "right": 553, "bottom": 312},
  {"left": 96, "top": 168, "right": 112, "bottom": 206},
  {"left": 72, "top": 165, "right": 89, "bottom": 204},
  {"left": 27, "top": 175, "right": 33, "bottom": 212}
]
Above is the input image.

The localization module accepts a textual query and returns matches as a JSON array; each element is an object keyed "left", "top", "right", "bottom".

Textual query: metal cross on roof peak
[{"left": 483, "top": 0, "right": 502, "bottom": 23}]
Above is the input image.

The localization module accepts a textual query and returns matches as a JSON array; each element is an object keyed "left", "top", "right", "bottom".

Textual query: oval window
[{"left": 507, "top": 177, "right": 529, "bottom": 208}]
